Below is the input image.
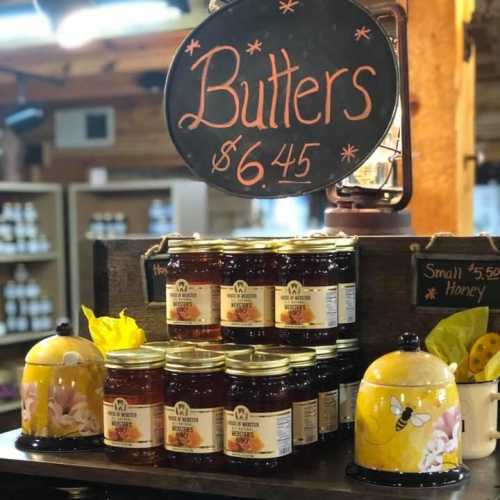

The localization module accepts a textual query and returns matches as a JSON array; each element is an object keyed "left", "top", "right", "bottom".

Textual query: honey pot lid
[
  {"left": 25, "top": 323, "right": 104, "bottom": 366},
  {"left": 363, "top": 333, "right": 455, "bottom": 387}
]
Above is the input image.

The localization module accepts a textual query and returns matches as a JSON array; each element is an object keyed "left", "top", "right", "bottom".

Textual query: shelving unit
[
  {"left": 68, "top": 179, "right": 208, "bottom": 332},
  {"left": 0, "top": 183, "right": 67, "bottom": 430}
]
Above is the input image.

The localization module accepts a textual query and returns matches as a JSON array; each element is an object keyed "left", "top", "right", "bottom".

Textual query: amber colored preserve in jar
[
  {"left": 257, "top": 346, "right": 318, "bottom": 463},
  {"left": 221, "top": 240, "right": 278, "bottom": 345},
  {"left": 311, "top": 345, "right": 339, "bottom": 444},
  {"left": 166, "top": 239, "right": 222, "bottom": 341},
  {"left": 103, "top": 349, "right": 165, "bottom": 465},
  {"left": 224, "top": 352, "right": 292, "bottom": 475},
  {"left": 164, "top": 350, "right": 225, "bottom": 471},
  {"left": 275, "top": 238, "right": 338, "bottom": 346}
]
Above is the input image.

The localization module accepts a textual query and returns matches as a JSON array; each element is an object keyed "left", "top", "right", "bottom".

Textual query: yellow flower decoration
[{"left": 82, "top": 305, "right": 146, "bottom": 356}]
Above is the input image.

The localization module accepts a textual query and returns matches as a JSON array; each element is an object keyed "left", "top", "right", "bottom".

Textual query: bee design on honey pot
[{"left": 390, "top": 397, "right": 431, "bottom": 432}]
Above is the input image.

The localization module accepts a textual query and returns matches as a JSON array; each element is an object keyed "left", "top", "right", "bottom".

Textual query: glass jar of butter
[{"left": 166, "top": 239, "right": 223, "bottom": 342}]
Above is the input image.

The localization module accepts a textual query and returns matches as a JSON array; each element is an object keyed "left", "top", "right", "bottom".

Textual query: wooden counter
[{"left": 0, "top": 430, "right": 498, "bottom": 500}]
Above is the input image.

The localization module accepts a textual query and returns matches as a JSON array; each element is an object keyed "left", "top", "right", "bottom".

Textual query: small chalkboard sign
[
  {"left": 165, "top": 0, "right": 398, "bottom": 198},
  {"left": 141, "top": 254, "right": 170, "bottom": 307},
  {"left": 412, "top": 253, "right": 500, "bottom": 312},
  {"left": 141, "top": 236, "right": 195, "bottom": 307}
]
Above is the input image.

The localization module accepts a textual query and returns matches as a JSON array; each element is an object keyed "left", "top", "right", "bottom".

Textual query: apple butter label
[
  {"left": 339, "top": 382, "right": 360, "bottom": 424},
  {"left": 275, "top": 281, "right": 337, "bottom": 329},
  {"left": 338, "top": 282, "right": 356, "bottom": 324},
  {"left": 221, "top": 281, "right": 274, "bottom": 328},
  {"left": 224, "top": 405, "right": 292, "bottom": 459},
  {"left": 318, "top": 389, "right": 339, "bottom": 434},
  {"left": 104, "top": 397, "right": 163, "bottom": 448},
  {"left": 165, "top": 401, "right": 223, "bottom": 454},
  {"left": 293, "top": 399, "right": 318, "bottom": 446},
  {"left": 166, "top": 279, "right": 220, "bottom": 325}
]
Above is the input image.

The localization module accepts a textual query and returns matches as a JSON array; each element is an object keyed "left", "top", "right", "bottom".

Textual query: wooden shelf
[
  {"left": 0, "top": 331, "right": 51, "bottom": 346},
  {"left": 68, "top": 180, "right": 208, "bottom": 333},
  {"left": 0, "top": 430, "right": 497, "bottom": 499},
  {"left": 0, "top": 253, "right": 58, "bottom": 264},
  {"left": 0, "top": 403, "right": 20, "bottom": 415}
]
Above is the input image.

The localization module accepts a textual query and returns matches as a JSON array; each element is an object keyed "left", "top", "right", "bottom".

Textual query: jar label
[
  {"left": 339, "top": 381, "right": 360, "bottom": 424},
  {"left": 224, "top": 406, "right": 292, "bottom": 459},
  {"left": 275, "top": 281, "right": 338, "bottom": 329},
  {"left": 166, "top": 280, "right": 220, "bottom": 325},
  {"left": 103, "top": 397, "right": 163, "bottom": 448},
  {"left": 164, "top": 402, "right": 223, "bottom": 454},
  {"left": 293, "top": 399, "right": 318, "bottom": 446},
  {"left": 221, "top": 281, "right": 274, "bottom": 328},
  {"left": 318, "top": 389, "right": 338, "bottom": 434},
  {"left": 338, "top": 283, "right": 356, "bottom": 324}
]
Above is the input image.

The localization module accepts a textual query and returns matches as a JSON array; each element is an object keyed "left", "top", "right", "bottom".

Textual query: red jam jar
[
  {"left": 256, "top": 346, "right": 318, "bottom": 464},
  {"left": 334, "top": 238, "right": 358, "bottom": 340},
  {"left": 311, "top": 345, "right": 339, "bottom": 444},
  {"left": 224, "top": 352, "right": 292, "bottom": 475},
  {"left": 221, "top": 240, "right": 278, "bottom": 345},
  {"left": 166, "top": 239, "right": 223, "bottom": 342},
  {"left": 164, "top": 350, "right": 226, "bottom": 471},
  {"left": 104, "top": 349, "right": 165, "bottom": 465},
  {"left": 275, "top": 238, "right": 339, "bottom": 346}
]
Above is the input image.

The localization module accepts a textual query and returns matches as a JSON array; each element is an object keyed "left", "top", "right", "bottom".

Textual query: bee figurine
[{"left": 390, "top": 397, "right": 431, "bottom": 432}]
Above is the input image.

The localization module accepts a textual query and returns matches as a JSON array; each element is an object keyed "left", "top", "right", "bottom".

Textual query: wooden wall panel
[{"left": 407, "top": 0, "right": 476, "bottom": 236}]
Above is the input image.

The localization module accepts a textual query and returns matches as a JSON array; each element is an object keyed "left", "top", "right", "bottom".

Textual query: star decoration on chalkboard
[
  {"left": 246, "top": 39, "right": 263, "bottom": 55},
  {"left": 340, "top": 144, "right": 359, "bottom": 163},
  {"left": 185, "top": 39, "right": 201, "bottom": 56},
  {"left": 354, "top": 26, "right": 371, "bottom": 42},
  {"left": 279, "top": 0, "right": 299, "bottom": 14},
  {"left": 425, "top": 288, "right": 438, "bottom": 301}
]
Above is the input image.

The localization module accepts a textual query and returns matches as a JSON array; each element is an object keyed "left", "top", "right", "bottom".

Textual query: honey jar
[
  {"left": 166, "top": 239, "right": 223, "bottom": 342},
  {"left": 311, "top": 345, "right": 339, "bottom": 443},
  {"left": 221, "top": 240, "right": 278, "bottom": 345},
  {"left": 224, "top": 352, "right": 292, "bottom": 475},
  {"left": 256, "top": 346, "right": 318, "bottom": 463},
  {"left": 164, "top": 350, "right": 226, "bottom": 471},
  {"left": 275, "top": 238, "right": 338, "bottom": 346},
  {"left": 103, "top": 349, "right": 165, "bottom": 465}
]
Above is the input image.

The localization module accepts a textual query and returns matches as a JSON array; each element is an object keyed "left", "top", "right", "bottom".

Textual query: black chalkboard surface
[
  {"left": 165, "top": 0, "right": 399, "bottom": 198},
  {"left": 141, "top": 254, "right": 170, "bottom": 306},
  {"left": 413, "top": 254, "right": 500, "bottom": 312}
]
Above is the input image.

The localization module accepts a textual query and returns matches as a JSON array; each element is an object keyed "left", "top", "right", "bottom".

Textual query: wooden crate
[{"left": 93, "top": 235, "right": 500, "bottom": 362}]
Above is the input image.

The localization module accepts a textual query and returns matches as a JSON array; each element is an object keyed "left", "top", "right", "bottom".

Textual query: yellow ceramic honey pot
[
  {"left": 16, "top": 323, "right": 105, "bottom": 452},
  {"left": 347, "top": 333, "right": 469, "bottom": 487}
]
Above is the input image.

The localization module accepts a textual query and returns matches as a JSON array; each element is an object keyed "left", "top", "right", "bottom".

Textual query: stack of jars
[{"left": 102, "top": 340, "right": 362, "bottom": 473}]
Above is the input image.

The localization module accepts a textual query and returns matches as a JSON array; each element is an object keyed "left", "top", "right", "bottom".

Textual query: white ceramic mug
[{"left": 458, "top": 380, "right": 500, "bottom": 460}]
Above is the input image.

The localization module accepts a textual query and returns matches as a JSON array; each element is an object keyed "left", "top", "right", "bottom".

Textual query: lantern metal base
[
  {"left": 346, "top": 462, "right": 470, "bottom": 488},
  {"left": 16, "top": 433, "right": 103, "bottom": 452},
  {"left": 324, "top": 207, "right": 414, "bottom": 236}
]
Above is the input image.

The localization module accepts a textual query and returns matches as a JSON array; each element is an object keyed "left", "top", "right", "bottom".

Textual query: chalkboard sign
[
  {"left": 141, "top": 254, "right": 170, "bottom": 307},
  {"left": 413, "top": 253, "right": 500, "bottom": 312},
  {"left": 165, "top": 0, "right": 399, "bottom": 198}
]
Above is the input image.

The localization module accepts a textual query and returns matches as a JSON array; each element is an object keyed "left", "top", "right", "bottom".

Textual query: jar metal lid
[
  {"left": 181, "top": 340, "right": 223, "bottom": 347},
  {"left": 197, "top": 344, "right": 254, "bottom": 356},
  {"left": 225, "top": 352, "right": 290, "bottom": 376},
  {"left": 333, "top": 237, "right": 357, "bottom": 251},
  {"left": 165, "top": 350, "right": 225, "bottom": 373},
  {"left": 337, "top": 338, "right": 360, "bottom": 352},
  {"left": 106, "top": 349, "right": 165, "bottom": 369},
  {"left": 255, "top": 346, "right": 316, "bottom": 368},
  {"left": 310, "top": 345, "right": 337, "bottom": 359},
  {"left": 276, "top": 237, "right": 337, "bottom": 254},
  {"left": 141, "top": 341, "right": 194, "bottom": 355},
  {"left": 222, "top": 239, "right": 279, "bottom": 254},
  {"left": 169, "top": 239, "right": 226, "bottom": 254}
]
